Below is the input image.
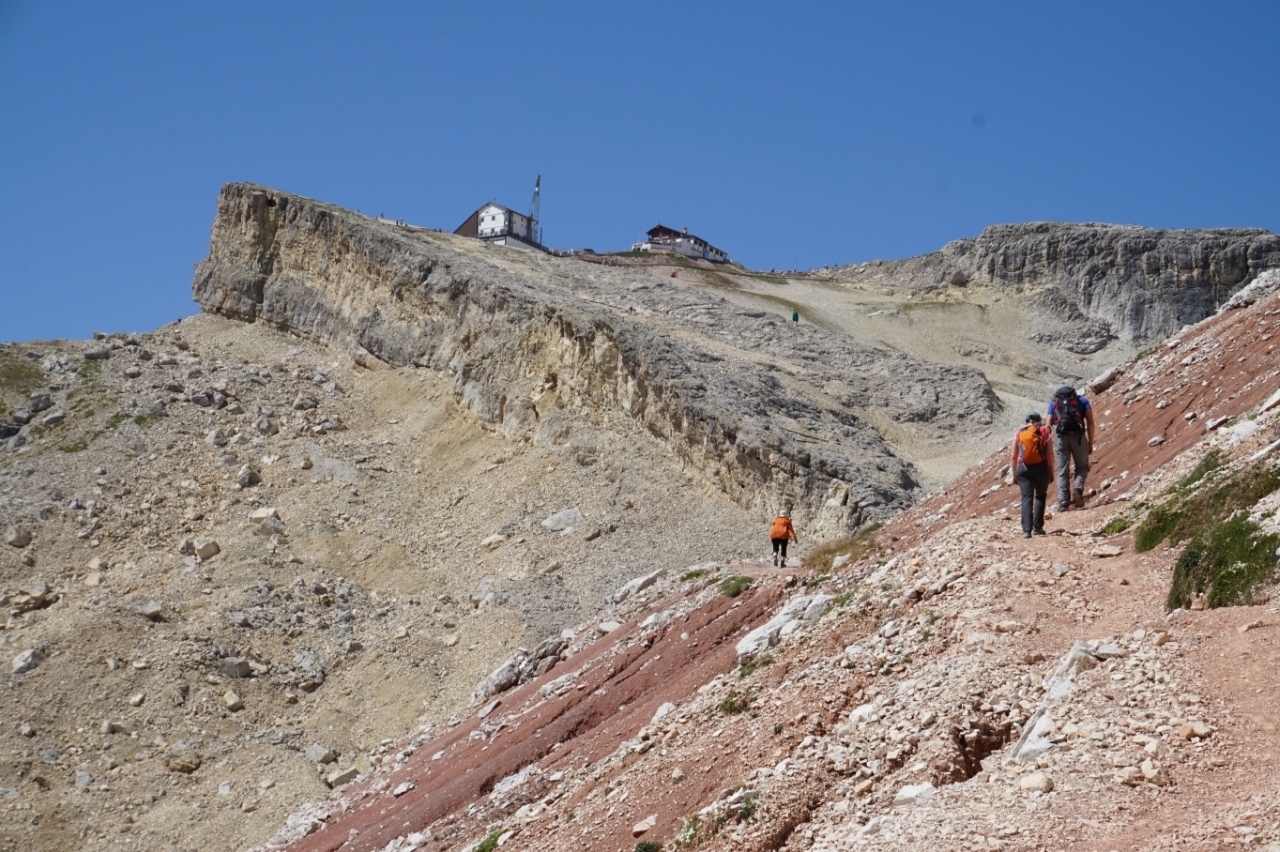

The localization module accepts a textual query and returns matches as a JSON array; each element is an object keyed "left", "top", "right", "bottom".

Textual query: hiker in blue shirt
[{"left": 1047, "top": 385, "right": 1096, "bottom": 511}]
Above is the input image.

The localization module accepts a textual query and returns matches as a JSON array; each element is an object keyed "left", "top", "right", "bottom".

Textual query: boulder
[
  {"left": 4, "top": 527, "right": 32, "bottom": 548},
  {"left": 541, "top": 507, "right": 585, "bottom": 531},
  {"left": 736, "top": 594, "right": 832, "bottom": 661},
  {"left": 12, "top": 649, "right": 42, "bottom": 675}
]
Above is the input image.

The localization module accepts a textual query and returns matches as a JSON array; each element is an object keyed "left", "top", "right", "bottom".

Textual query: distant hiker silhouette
[
  {"left": 1011, "top": 412, "right": 1054, "bottom": 538},
  {"left": 1048, "top": 385, "right": 1096, "bottom": 510}
]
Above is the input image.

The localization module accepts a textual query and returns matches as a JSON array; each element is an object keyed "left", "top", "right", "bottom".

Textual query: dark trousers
[
  {"left": 771, "top": 538, "right": 789, "bottom": 558},
  {"left": 1016, "top": 461, "right": 1051, "bottom": 534}
]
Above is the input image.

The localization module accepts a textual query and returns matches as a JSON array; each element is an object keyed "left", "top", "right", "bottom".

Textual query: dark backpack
[{"left": 1053, "top": 388, "right": 1084, "bottom": 434}]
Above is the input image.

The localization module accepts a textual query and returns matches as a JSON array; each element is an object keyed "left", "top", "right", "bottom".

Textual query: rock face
[
  {"left": 827, "top": 222, "right": 1280, "bottom": 347},
  {"left": 193, "top": 183, "right": 1005, "bottom": 534}
]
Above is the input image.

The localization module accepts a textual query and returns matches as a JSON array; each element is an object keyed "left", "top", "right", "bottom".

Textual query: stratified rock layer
[{"left": 194, "top": 183, "right": 1004, "bottom": 535}]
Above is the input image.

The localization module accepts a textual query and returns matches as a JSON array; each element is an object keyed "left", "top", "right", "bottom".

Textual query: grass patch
[
  {"left": 719, "top": 575, "right": 752, "bottom": 597},
  {"left": 106, "top": 411, "right": 130, "bottom": 429},
  {"left": 59, "top": 439, "right": 89, "bottom": 453},
  {"left": 1177, "top": 449, "right": 1224, "bottom": 491},
  {"left": 79, "top": 358, "right": 103, "bottom": 381},
  {"left": 1100, "top": 516, "right": 1130, "bottom": 535},
  {"left": 635, "top": 842, "right": 662, "bottom": 852},
  {"left": 718, "top": 688, "right": 756, "bottom": 715},
  {"left": 1168, "top": 513, "right": 1279, "bottom": 610},
  {"left": 804, "top": 573, "right": 831, "bottom": 590},
  {"left": 0, "top": 352, "right": 45, "bottom": 416},
  {"left": 1131, "top": 458, "right": 1280, "bottom": 609},
  {"left": 132, "top": 414, "right": 164, "bottom": 428},
  {"left": 679, "top": 568, "right": 708, "bottom": 582},
  {"left": 738, "top": 653, "right": 775, "bottom": 679},
  {"left": 1134, "top": 460, "right": 1280, "bottom": 554},
  {"left": 804, "top": 522, "right": 882, "bottom": 573},
  {"left": 473, "top": 831, "right": 502, "bottom": 852}
]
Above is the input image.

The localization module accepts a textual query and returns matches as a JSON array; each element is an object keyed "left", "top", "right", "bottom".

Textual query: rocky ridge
[
  {"left": 820, "top": 222, "right": 1280, "bottom": 350},
  {"left": 193, "top": 183, "right": 1006, "bottom": 537}
]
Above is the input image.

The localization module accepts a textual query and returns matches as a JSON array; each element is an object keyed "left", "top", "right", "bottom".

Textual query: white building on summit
[
  {"left": 633, "top": 224, "right": 728, "bottom": 263},
  {"left": 455, "top": 202, "right": 543, "bottom": 252}
]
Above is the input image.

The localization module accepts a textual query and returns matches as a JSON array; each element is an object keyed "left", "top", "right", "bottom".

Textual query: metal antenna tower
[{"left": 529, "top": 175, "right": 542, "bottom": 246}]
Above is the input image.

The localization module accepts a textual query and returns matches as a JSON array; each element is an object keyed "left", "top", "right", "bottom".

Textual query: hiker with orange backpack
[
  {"left": 1011, "top": 412, "right": 1055, "bottom": 538},
  {"left": 769, "top": 511, "right": 798, "bottom": 567}
]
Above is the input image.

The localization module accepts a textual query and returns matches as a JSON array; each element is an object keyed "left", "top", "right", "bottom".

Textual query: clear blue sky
[{"left": 2, "top": 1, "right": 1278, "bottom": 342}]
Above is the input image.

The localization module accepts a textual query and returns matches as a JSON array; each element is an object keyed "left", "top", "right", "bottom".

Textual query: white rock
[
  {"left": 632, "top": 814, "right": 657, "bottom": 836},
  {"left": 893, "top": 782, "right": 935, "bottom": 806},
  {"left": 541, "top": 507, "right": 585, "bottom": 531},
  {"left": 1019, "top": 770, "right": 1054, "bottom": 792},
  {"left": 194, "top": 540, "right": 220, "bottom": 560},
  {"left": 1147, "top": 435, "right": 1165, "bottom": 447},
  {"left": 736, "top": 594, "right": 832, "bottom": 661},
  {"left": 248, "top": 507, "right": 280, "bottom": 524},
  {"left": 480, "top": 533, "right": 507, "bottom": 550},
  {"left": 223, "top": 690, "right": 244, "bottom": 711},
  {"left": 597, "top": 620, "right": 622, "bottom": 634},
  {"left": 652, "top": 702, "right": 676, "bottom": 723},
  {"left": 326, "top": 766, "right": 358, "bottom": 788},
  {"left": 613, "top": 568, "right": 665, "bottom": 604}
]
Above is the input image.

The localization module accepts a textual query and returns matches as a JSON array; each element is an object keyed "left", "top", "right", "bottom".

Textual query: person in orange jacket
[{"left": 770, "top": 511, "right": 798, "bottom": 567}]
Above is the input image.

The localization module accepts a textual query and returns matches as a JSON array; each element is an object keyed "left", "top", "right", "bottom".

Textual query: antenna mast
[{"left": 529, "top": 175, "right": 542, "bottom": 246}]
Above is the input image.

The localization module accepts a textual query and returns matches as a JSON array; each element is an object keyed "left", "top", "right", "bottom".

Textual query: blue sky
[{"left": 2, "top": 1, "right": 1278, "bottom": 342}]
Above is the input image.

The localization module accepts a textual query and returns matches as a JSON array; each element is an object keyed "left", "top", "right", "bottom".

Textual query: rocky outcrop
[
  {"left": 826, "top": 222, "right": 1280, "bottom": 347},
  {"left": 193, "top": 183, "right": 1003, "bottom": 535}
]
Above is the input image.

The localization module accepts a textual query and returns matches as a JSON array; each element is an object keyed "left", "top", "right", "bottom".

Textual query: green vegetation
[
  {"left": 133, "top": 414, "right": 164, "bottom": 428},
  {"left": 1135, "top": 344, "right": 1159, "bottom": 361},
  {"left": 1100, "top": 516, "right": 1130, "bottom": 535},
  {"left": 635, "top": 842, "right": 662, "bottom": 852},
  {"left": 718, "top": 688, "right": 755, "bottom": 715},
  {"left": 0, "top": 351, "right": 46, "bottom": 415},
  {"left": 474, "top": 831, "right": 502, "bottom": 852},
  {"left": 1131, "top": 458, "right": 1280, "bottom": 609},
  {"left": 79, "top": 358, "right": 103, "bottom": 381},
  {"left": 106, "top": 411, "right": 130, "bottom": 429},
  {"left": 1178, "top": 449, "right": 1224, "bottom": 491},
  {"left": 679, "top": 568, "right": 708, "bottom": 582},
  {"left": 677, "top": 816, "right": 701, "bottom": 847},
  {"left": 804, "top": 523, "right": 882, "bottom": 574},
  {"left": 738, "top": 653, "right": 775, "bottom": 679},
  {"left": 59, "top": 439, "right": 89, "bottom": 453},
  {"left": 732, "top": 791, "right": 757, "bottom": 822},
  {"left": 773, "top": 722, "right": 784, "bottom": 735},
  {"left": 719, "top": 575, "right": 753, "bottom": 597}
]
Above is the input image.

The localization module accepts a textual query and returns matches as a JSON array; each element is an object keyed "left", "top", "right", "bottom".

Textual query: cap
[{"left": 1025, "top": 412, "right": 1042, "bottom": 423}]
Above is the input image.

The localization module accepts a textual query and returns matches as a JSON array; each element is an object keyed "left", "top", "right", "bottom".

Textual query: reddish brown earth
[{"left": 287, "top": 566, "right": 784, "bottom": 852}]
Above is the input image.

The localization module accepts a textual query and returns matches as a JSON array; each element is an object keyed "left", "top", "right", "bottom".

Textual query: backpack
[
  {"left": 1017, "top": 425, "right": 1045, "bottom": 465},
  {"left": 1053, "top": 387, "right": 1084, "bottom": 434}
]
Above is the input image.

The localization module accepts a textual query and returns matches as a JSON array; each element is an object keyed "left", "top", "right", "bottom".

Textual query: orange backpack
[{"left": 1017, "top": 425, "right": 1045, "bottom": 465}]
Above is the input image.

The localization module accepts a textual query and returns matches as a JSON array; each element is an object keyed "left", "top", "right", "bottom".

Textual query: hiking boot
[
  {"left": 1072, "top": 488, "right": 1085, "bottom": 509},
  {"left": 1058, "top": 503, "right": 1070, "bottom": 512},
  {"left": 1033, "top": 528, "right": 1047, "bottom": 536},
  {"left": 1022, "top": 531, "right": 1032, "bottom": 538}
]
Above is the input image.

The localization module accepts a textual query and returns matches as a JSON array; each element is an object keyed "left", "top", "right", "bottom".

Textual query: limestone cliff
[
  {"left": 193, "top": 184, "right": 1003, "bottom": 535},
  {"left": 826, "top": 222, "right": 1280, "bottom": 349}
]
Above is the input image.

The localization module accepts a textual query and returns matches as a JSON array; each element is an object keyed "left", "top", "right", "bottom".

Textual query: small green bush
[
  {"left": 679, "top": 568, "right": 707, "bottom": 582},
  {"left": 719, "top": 575, "right": 752, "bottom": 597},
  {"left": 1100, "top": 516, "right": 1130, "bottom": 535},
  {"left": 738, "top": 653, "right": 775, "bottom": 679},
  {"left": 106, "top": 411, "right": 130, "bottom": 429},
  {"left": 804, "top": 573, "right": 831, "bottom": 590},
  {"left": 635, "top": 842, "right": 662, "bottom": 852},
  {"left": 473, "top": 831, "right": 502, "bottom": 852},
  {"left": 718, "top": 688, "right": 755, "bottom": 714},
  {"left": 1168, "top": 513, "right": 1279, "bottom": 610},
  {"left": 804, "top": 523, "right": 882, "bottom": 573},
  {"left": 133, "top": 414, "right": 163, "bottom": 428}
]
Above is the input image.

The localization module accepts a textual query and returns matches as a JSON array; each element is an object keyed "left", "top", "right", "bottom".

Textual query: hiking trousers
[
  {"left": 1016, "top": 461, "right": 1051, "bottom": 534},
  {"left": 1054, "top": 431, "right": 1090, "bottom": 506}
]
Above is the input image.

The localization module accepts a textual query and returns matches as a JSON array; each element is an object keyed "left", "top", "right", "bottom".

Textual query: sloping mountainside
[
  {"left": 3, "top": 182, "right": 1280, "bottom": 852},
  {"left": 264, "top": 275, "right": 1280, "bottom": 852}
]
